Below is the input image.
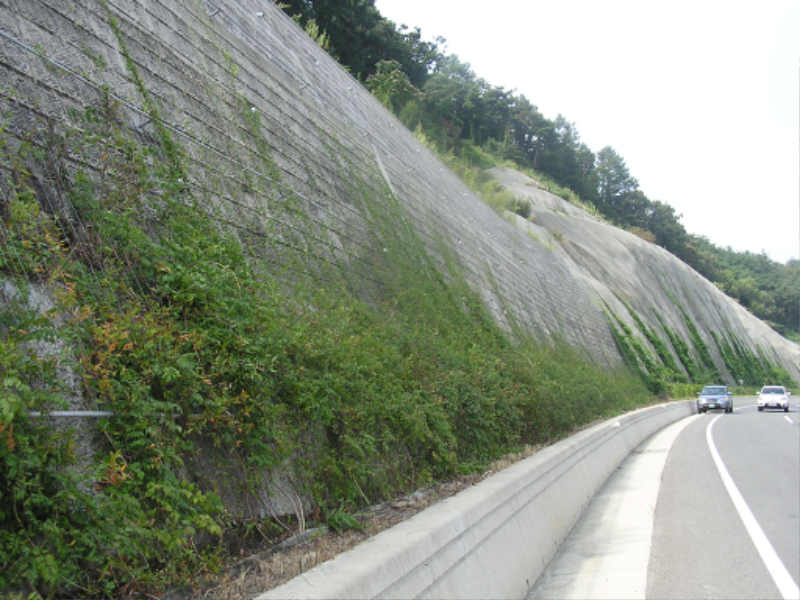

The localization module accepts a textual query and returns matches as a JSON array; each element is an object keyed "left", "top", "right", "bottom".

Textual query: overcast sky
[{"left": 375, "top": 0, "right": 799, "bottom": 264}]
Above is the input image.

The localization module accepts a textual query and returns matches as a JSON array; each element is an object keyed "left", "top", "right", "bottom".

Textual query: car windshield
[
  {"left": 701, "top": 386, "right": 726, "bottom": 395},
  {"left": 762, "top": 387, "right": 785, "bottom": 394}
]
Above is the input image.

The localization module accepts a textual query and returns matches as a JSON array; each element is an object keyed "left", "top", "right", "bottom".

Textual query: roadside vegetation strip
[
  {"left": 259, "top": 401, "right": 696, "bottom": 600},
  {"left": 706, "top": 416, "right": 800, "bottom": 600}
]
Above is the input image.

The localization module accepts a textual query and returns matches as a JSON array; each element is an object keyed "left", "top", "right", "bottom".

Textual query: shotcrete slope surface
[
  {"left": 0, "top": 0, "right": 797, "bottom": 380},
  {"left": 488, "top": 166, "right": 799, "bottom": 379}
]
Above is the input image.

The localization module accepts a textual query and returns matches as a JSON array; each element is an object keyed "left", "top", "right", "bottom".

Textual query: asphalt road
[
  {"left": 527, "top": 396, "right": 799, "bottom": 600},
  {"left": 648, "top": 397, "right": 799, "bottom": 599}
]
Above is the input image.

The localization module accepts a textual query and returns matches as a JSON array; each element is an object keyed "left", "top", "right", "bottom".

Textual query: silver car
[
  {"left": 757, "top": 386, "right": 790, "bottom": 412},
  {"left": 696, "top": 385, "right": 733, "bottom": 414}
]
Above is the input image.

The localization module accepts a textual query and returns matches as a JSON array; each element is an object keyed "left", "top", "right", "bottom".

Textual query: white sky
[{"left": 375, "top": 0, "right": 800, "bottom": 264}]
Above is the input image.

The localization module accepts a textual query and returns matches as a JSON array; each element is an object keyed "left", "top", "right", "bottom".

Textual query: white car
[{"left": 757, "top": 386, "right": 791, "bottom": 412}]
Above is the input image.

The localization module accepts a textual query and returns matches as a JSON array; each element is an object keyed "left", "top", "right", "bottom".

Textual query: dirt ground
[{"left": 175, "top": 445, "right": 544, "bottom": 600}]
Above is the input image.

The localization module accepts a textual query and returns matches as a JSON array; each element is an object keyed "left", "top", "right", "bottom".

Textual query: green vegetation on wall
[
  {"left": 618, "top": 299, "right": 685, "bottom": 385},
  {"left": 0, "top": 21, "right": 656, "bottom": 600},
  {"left": 654, "top": 313, "right": 703, "bottom": 382},
  {"left": 678, "top": 309, "right": 721, "bottom": 381},
  {"left": 604, "top": 292, "right": 795, "bottom": 396},
  {"left": 711, "top": 330, "right": 794, "bottom": 389},
  {"left": 604, "top": 303, "right": 666, "bottom": 394}
]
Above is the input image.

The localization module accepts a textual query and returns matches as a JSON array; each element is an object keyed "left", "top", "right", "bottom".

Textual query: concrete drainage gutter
[{"left": 257, "top": 400, "right": 695, "bottom": 600}]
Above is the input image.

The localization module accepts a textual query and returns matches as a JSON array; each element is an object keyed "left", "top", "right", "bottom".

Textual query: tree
[
  {"left": 279, "top": 0, "right": 442, "bottom": 83},
  {"left": 771, "top": 259, "right": 800, "bottom": 339},
  {"left": 535, "top": 116, "right": 596, "bottom": 200},
  {"left": 595, "top": 146, "right": 638, "bottom": 220},
  {"left": 506, "top": 95, "right": 549, "bottom": 165},
  {"left": 366, "top": 60, "right": 421, "bottom": 114},
  {"left": 421, "top": 72, "right": 471, "bottom": 147},
  {"left": 645, "top": 200, "right": 690, "bottom": 259},
  {"left": 393, "top": 26, "right": 443, "bottom": 87}
]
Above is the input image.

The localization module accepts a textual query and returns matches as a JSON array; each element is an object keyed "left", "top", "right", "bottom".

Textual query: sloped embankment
[
  {"left": 0, "top": 0, "right": 797, "bottom": 596},
  {"left": 488, "top": 166, "right": 799, "bottom": 385}
]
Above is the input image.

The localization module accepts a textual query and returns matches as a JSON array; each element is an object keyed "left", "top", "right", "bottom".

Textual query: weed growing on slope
[
  {"left": 0, "top": 29, "right": 655, "bottom": 600},
  {"left": 711, "top": 330, "right": 794, "bottom": 388}
]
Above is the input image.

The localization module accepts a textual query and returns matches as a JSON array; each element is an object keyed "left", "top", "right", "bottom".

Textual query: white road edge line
[
  {"left": 785, "top": 416, "right": 795, "bottom": 424},
  {"left": 707, "top": 415, "right": 800, "bottom": 600}
]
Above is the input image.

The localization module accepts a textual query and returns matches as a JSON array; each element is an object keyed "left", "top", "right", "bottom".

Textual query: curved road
[
  {"left": 529, "top": 396, "right": 799, "bottom": 600},
  {"left": 648, "top": 397, "right": 799, "bottom": 599}
]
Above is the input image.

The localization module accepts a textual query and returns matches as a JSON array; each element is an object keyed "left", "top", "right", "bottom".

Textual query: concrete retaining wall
[
  {"left": 1, "top": 0, "right": 797, "bottom": 526},
  {"left": 3, "top": 0, "right": 796, "bottom": 384},
  {"left": 258, "top": 400, "right": 695, "bottom": 600},
  {"left": 0, "top": 0, "right": 626, "bottom": 364}
]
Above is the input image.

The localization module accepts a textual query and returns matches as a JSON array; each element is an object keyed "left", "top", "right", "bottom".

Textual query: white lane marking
[
  {"left": 707, "top": 416, "right": 800, "bottom": 600},
  {"left": 785, "top": 416, "right": 795, "bottom": 424}
]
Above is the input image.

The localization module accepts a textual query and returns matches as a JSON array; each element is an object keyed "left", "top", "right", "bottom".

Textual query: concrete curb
[
  {"left": 257, "top": 401, "right": 695, "bottom": 600},
  {"left": 527, "top": 414, "right": 701, "bottom": 599}
]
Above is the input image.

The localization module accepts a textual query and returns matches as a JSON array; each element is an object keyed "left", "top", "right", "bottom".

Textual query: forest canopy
[{"left": 280, "top": 0, "right": 799, "bottom": 341}]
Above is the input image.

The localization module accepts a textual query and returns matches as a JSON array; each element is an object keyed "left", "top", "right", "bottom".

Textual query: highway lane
[
  {"left": 527, "top": 396, "right": 799, "bottom": 600},
  {"left": 647, "top": 397, "right": 799, "bottom": 599}
]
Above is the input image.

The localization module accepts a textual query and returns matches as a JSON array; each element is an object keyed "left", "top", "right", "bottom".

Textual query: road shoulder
[{"left": 527, "top": 414, "right": 700, "bottom": 600}]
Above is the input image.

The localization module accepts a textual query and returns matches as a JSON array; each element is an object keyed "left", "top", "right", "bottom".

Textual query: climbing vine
[
  {"left": 712, "top": 330, "right": 794, "bottom": 388},
  {"left": 603, "top": 302, "right": 668, "bottom": 394}
]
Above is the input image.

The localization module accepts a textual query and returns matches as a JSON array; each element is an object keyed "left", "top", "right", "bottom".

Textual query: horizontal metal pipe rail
[
  {"left": 26, "top": 411, "right": 204, "bottom": 418},
  {"left": 27, "top": 411, "right": 115, "bottom": 418}
]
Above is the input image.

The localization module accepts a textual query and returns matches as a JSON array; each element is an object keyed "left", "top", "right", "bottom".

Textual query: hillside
[
  {"left": 0, "top": 1, "right": 797, "bottom": 596},
  {"left": 278, "top": 1, "right": 799, "bottom": 341},
  {"left": 487, "top": 166, "right": 798, "bottom": 384}
]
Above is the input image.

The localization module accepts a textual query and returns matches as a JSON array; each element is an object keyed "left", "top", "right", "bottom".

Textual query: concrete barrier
[{"left": 256, "top": 400, "right": 695, "bottom": 600}]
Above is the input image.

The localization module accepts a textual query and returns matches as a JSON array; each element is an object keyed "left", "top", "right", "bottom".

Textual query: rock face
[
  {"left": 488, "top": 167, "right": 800, "bottom": 380},
  {"left": 0, "top": 1, "right": 797, "bottom": 380}
]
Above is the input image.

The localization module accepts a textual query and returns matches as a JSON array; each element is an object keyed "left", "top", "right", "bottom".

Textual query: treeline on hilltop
[{"left": 280, "top": 0, "right": 799, "bottom": 341}]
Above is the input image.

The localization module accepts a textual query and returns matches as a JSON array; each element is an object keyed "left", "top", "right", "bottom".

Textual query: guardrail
[{"left": 257, "top": 400, "right": 695, "bottom": 600}]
